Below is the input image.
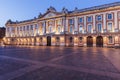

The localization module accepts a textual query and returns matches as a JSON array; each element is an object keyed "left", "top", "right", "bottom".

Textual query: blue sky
[{"left": 0, "top": 0, "right": 120, "bottom": 27}]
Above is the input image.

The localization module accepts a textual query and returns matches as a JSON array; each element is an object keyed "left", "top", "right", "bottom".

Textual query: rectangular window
[
  {"left": 35, "top": 24, "right": 38, "bottom": 29},
  {"left": 20, "top": 27, "right": 22, "bottom": 31},
  {"left": 70, "top": 25, "right": 73, "bottom": 33},
  {"left": 108, "top": 23, "right": 112, "bottom": 32},
  {"left": 27, "top": 26, "right": 29, "bottom": 30},
  {"left": 87, "top": 16, "right": 92, "bottom": 22},
  {"left": 97, "top": 24, "right": 102, "bottom": 32},
  {"left": 30, "top": 25, "right": 33, "bottom": 30},
  {"left": 58, "top": 26, "right": 61, "bottom": 33},
  {"left": 69, "top": 19, "right": 73, "bottom": 25},
  {"left": 23, "top": 26, "right": 25, "bottom": 31},
  {"left": 88, "top": 25, "right": 92, "bottom": 33},
  {"left": 108, "top": 14, "right": 112, "bottom": 20},
  {"left": 79, "top": 26, "right": 83, "bottom": 33},
  {"left": 79, "top": 18, "right": 83, "bottom": 23},
  {"left": 97, "top": 15, "right": 102, "bottom": 21}
]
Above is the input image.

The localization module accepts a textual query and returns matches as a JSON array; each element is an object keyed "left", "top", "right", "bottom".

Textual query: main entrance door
[
  {"left": 87, "top": 36, "right": 93, "bottom": 47},
  {"left": 47, "top": 36, "right": 51, "bottom": 46},
  {"left": 96, "top": 36, "right": 103, "bottom": 47}
]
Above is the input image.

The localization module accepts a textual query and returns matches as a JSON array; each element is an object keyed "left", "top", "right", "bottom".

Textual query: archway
[
  {"left": 87, "top": 36, "right": 93, "bottom": 47},
  {"left": 69, "top": 37, "right": 74, "bottom": 46},
  {"left": 47, "top": 36, "right": 51, "bottom": 46},
  {"left": 96, "top": 36, "right": 103, "bottom": 47}
]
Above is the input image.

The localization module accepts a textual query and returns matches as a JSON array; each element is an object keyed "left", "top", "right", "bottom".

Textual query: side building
[
  {"left": 4, "top": 2, "right": 120, "bottom": 47},
  {"left": 0, "top": 27, "right": 5, "bottom": 42}
]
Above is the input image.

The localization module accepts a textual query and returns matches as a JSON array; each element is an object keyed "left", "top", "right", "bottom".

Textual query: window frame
[
  {"left": 107, "top": 13, "right": 113, "bottom": 20},
  {"left": 97, "top": 15, "right": 102, "bottom": 21},
  {"left": 87, "top": 16, "right": 92, "bottom": 22},
  {"left": 107, "top": 22, "right": 112, "bottom": 32}
]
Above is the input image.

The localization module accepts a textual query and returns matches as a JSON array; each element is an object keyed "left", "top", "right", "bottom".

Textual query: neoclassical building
[{"left": 4, "top": 2, "right": 120, "bottom": 47}]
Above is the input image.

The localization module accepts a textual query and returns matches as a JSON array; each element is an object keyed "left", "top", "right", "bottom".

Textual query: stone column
[
  {"left": 93, "top": 15, "right": 96, "bottom": 33},
  {"left": 84, "top": 16, "right": 86, "bottom": 33},
  {"left": 74, "top": 17, "right": 78, "bottom": 32},
  {"left": 103, "top": 13, "right": 106, "bottom": 30},
  {"left": 66, "top": 19, "right": 68, "bottom": 32},
  {"left": 114, "top": 11, "right": 118, "bottom": 30},
  {"left": 93, "top": 36, "right": 96, "bottom": 47},
  {"left": 103, "top": 36, "right": 107, "bottom": 47},
  {"left": 83, "top": 36, "right": 87, "bottom": 47},
  {"left": 114, "top": 36, "right": 119, "bottom": 46}
]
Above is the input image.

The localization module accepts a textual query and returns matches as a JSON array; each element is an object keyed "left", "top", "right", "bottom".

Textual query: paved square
[{"left": 0, "top": 46, "right": 120, "bottom": 80}]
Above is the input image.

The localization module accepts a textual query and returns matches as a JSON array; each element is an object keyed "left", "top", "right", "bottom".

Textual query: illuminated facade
[{"left": 4, "top": 2, "right": 120, "bottom": 47}]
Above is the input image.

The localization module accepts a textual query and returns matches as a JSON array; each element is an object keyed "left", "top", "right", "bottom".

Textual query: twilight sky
[{"left": 0, "top": 0, "right": 120, "bottom": 27}]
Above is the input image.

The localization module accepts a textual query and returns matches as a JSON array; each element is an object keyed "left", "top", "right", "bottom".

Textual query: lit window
[
  {"left": 69, "top": 19, "right": 73, "bottom": 25},
  {"left": 79, "top": 18, "right": 83, "bottom": 23},
  {"left": 108, "top": 36, "right": 113, "bottom": 43},
  {"left": 108, "top": 14, "right": 112, "bottom": 20},
  {"left": 108, "top": 23, "right": 112, "bottom": 32},
  {"left": 87, "top": 16, "right": 92, "bottom": 22},
  {"left": 97, "top": 24, "right": 102, "bottom": 32},
  {"left": 79, "top": 26, "right": 83, "bottom": 33},
  {"left": 97, "top": 15, "right": 102, "bottom": 21},
  {"left": 88, "top": 25, "right": 92, "bottom": 33}
]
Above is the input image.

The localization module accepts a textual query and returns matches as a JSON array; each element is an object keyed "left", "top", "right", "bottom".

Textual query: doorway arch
[
  {"left": 96, "top": 36, "right": 103, "bottom": 47},
  {"left": 87, "top": 36, "right": 93, "bottom": 47},
  {"left": 47, "top": 36, "right": 51, "bottom": 46}
]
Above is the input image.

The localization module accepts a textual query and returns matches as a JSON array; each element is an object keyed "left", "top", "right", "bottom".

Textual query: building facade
[
  {"left": 4, "top": 2, "right": 120, "bottom": 47},
  {"left": 0, "top": 27, "right": 5, "bottom": 43}
]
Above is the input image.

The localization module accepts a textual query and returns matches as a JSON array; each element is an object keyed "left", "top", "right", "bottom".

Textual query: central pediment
[
  {"left": 43, "top": 12, "right": 56, "bottom": 18},
  {"left": 38, "top": 6, "right": 62, "bottom": 19}
]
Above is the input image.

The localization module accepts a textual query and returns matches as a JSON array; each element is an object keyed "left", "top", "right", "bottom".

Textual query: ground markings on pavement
[{"left": 0, "top": 55, "right": 120, "bottom": 80}]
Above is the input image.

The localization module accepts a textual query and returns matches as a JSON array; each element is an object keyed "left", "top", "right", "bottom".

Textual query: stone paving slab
[
  {"left": 0, "top": 57, "right": 32, "bottom": 75},
  {"left": 51, "top": 53, "right": 119, "bottom": 73},
  {"left": 12, "top": 66, "right": 120, "bottom": 80},
  {"left": 0, "top": 46, "right": 120, "bottom": 80}
]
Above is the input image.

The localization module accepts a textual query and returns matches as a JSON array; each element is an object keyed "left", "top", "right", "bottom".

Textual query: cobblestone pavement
[{"left": 0, "top": 45, "right": 120, "bottom": 80}]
